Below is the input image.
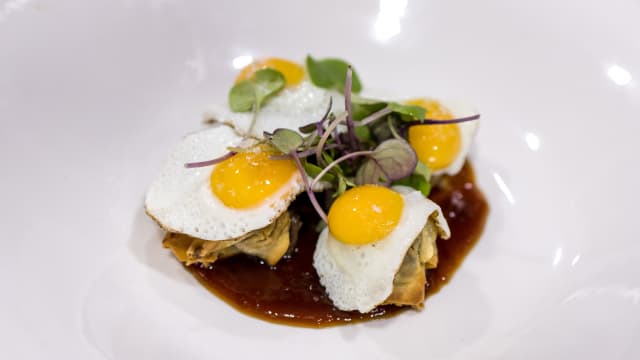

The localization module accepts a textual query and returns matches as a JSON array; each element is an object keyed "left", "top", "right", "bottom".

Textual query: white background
[{"left": 1, "top": 0, "right": 639, "bottom": 358}]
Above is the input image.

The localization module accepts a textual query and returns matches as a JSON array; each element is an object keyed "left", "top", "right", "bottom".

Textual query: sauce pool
[{"left": 188, "top": 162, "right": 488, "bottom": 327}]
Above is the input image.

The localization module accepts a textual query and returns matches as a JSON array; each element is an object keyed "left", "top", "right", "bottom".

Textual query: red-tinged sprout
[
  {"left": 316, "top": 112, "right": 347, "bottom": 165},
  {"left": 358, "top": 107, "right": 393, "bottom": 126},
  {"left": 298, "top": 97, "right": 333, "bottom": 136},
  {"left": 184, "top": 151, "right": 236, "bottom": 168},
  {"left": 412, "top": 114, "right": 481, "bottom": 125},
  {"left": 310, "top": 150, "right": 373, "bottom": 189},
  {"left": 332, "top": 125, "right": 342, "bottom": 147},
  {"left": 316, "top": 97, "right": 333, "bottom": 137},
  {"left": 316, "top": 121, "right": 324, "bottom": 137},
  {"left": 344, "top": 66, "right": 358, "bottom": 150},
  {"left": 269, "top": 144, "right": 343, "bottom": 161},
  {"left": 289, "top": 150, "right": 329, "bottom": 224},
  {"left": 358, "top": 109, "right": 481, "bottom": 127}
]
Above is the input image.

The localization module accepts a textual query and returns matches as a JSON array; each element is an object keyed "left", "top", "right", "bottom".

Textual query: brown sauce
[{"left": 188, "top": 162, "right": 489, "bottom": 328}]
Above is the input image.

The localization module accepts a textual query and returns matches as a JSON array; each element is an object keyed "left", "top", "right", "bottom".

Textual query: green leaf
[
  {"left": 344, "top": 177, "right": 356, "bottom": 187},
  {"left": 387, "top": 117, "right": 402, "bottom": 139},
  {"left": 266, "top": 128, "right": 304, "bottom": 154},
  {"left": 228, "top": 80, "right": 256, "bottom": 112},
  {"left": 355, "top": 157, "right": 389, "bottom": 186},
  {"left": 388, "top": 102, "right": 426, "bottom": 121},
  {"left": 336, "top": 175, "right": 347, "bottom": 197},
  {"left": 351, "top": 98, "right": 426, "bottom": 122},
  {"left": 298, "top": 122, "right": 318, "bottom": 134},
  {"left": 414, "top": 161, "right": 431, "bottom": 179},
  {"left": 228, "top": 68, "right": 285, "bottom": 113},
  {"left": 315, "top": 221, "right": 327, "bottom": 233},
  {"left": 303, "top": 162, "right": 336, "bottom": 183},
  {"left": 321, "top": 151, "right": 335, "bottom": 164},
  {"left": 393, "top": 161, "right": 432, "bottom": 196},
  {"left": 253, "top": 68, "right": 286, "bottom": 107},
  {"left": 351, "top": 96, "right": 387, "bottom": 120},
  {"left": 351, "top": 96, "right": 383, "bottom": 106},
  {"left": 354, "top": 125, "right": 372, "bottom": 143},
  {"left": 369, "top": 139, "right": 418, "bottom": 180},
  {"left": 319, "top": 151, "right": 346, "bottom": 176},
  {"left": 306, "top": 55, "right": 362, "bottom": 93},
  {"left": 394, "top": 174, "right": 431, "bottom": 197},
  {"left": 370, "top": 116, "right": 397, "bottom": 142},
  {"left": 355, "top": 139, "right": 418, "bottom": 186}
]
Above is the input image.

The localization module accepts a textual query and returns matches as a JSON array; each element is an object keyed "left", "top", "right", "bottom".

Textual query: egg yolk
[
  {"left": 210, "top": 147, "right": 298, "bottom": 209},
  {"left": 406, "top": 99, "right": 462, "bottom": 171},
  {"left": 235, "top": 58, "right": 305, "bottom": 87},
  {"left": 328, "top": 185, "right": 404, "bottom": 245}
]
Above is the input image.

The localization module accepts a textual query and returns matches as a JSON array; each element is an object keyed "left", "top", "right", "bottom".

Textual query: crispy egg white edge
[
  {"left": 313, "top": 186, "right": 450, "bottom": 313},
  {"left": 204, "top": 81, "right": 345, "bottom": 138},
  {"left": 432, "top": 99, "right": 479, "bottom": 176},
  {"left": 144, "top": 125, "right": 304, "bottom": 241}
]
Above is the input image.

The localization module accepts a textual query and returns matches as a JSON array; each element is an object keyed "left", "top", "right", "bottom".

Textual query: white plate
[{"left": 2, "top": 0, "right": 639, "bottom": 359}]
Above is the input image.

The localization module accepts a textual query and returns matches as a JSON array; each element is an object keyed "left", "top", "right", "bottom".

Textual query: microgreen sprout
[
  {"left": 184, "top": 151, "right": 236, "bottom": 168},
  {"left": 187, "top": 55, "right": 482, "bottom": 225},
  {"left": 289, "top": 150, "right": 328, "bottom": 224}
]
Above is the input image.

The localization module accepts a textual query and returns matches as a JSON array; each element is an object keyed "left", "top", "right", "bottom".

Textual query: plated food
[{"left": 145, "top": 56, "right": 488, "bottom": 327}]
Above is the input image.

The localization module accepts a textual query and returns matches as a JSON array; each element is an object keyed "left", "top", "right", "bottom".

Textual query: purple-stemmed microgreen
[
  {"left": 355, "top": 139, "right": 418, "bottom": 186},
  {"left": 332, "top": 118, "right": 342, "bottom": 147},
  {"left": 388, "top": 117, "right": 402, "bottom": 140},
  {"left": 357, "top": 107, "right": 393, "bottom": 126},
  {"left": 298, "top": 97, "right": 333, "bottom": 136},
  {"left": 289, "top": 150, "right": 329, "bottom": 224},
  {"left": 344, "top": 67, "right": 359, "bottom": 150},
  {"left": 315, "top": 111, "right": 347, "bottom": 165},
  {"left": 317, "top": 97, "right": 333, "bottom": 137},
  {"left": 310, "top": 150, "right": 374, "bottom": 190},
  {"left": 198, "top": 54, "right": 484, "bottom": 224},
  {"left": 268, "top": 143, "right": 342, "bottom": 161},
  {"left": 408, "top": 113, "right": 481, "bottom": 125},
  {"left": 184, "top": 151, "right": 237, "bottom": 168}
]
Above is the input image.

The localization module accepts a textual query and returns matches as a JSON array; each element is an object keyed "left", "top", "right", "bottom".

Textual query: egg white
[
  {"left": 432, "top": 100, "right": 479, "bottom": 176},
  {"left": 313, "top": 186, "right": 451, "bottom": 313},
  {"left": 145, "top": 125, "right": 304, "bottom": 241},
  {"left": 206, "top": 80, "right": 345, "bottom": 138}
]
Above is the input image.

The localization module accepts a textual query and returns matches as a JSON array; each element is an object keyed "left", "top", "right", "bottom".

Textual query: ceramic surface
[{"left": 1, "top": 0, "right": 639, "bottom": 359}]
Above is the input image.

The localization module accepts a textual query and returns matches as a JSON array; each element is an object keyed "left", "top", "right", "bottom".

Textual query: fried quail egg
[
  {"left": 206, "top": 57, "right": 345, "bottom": 138},
  {"left": 145, "top": 125, "right": 304, "bottom": 241},
  {"left": 313, "top": 185, "right": 450, "bottom": 313},
  {"left": 406, "top": 98, "right": 478, "bottom": 176}
]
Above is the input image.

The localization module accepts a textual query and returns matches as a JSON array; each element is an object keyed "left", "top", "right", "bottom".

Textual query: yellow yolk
[
  {"left": 406, "top": 98, "right": 462, "bottom": 171},
  {"left": 328, "top": 185, "right": 404, "bottom": 245},
  {"left": 210, "top": 147, "right": 298, "bottom": 209},
  {"left": 235, "top": 58, "right": 305, "bottom": 87}
]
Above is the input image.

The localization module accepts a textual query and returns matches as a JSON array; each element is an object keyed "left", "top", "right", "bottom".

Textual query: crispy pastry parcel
[
  {"left": 163, "top": 211, "right": 297, "bottom": 266},
  {"left": 383, "top": 217, "right": 443, "bottom": 308}
]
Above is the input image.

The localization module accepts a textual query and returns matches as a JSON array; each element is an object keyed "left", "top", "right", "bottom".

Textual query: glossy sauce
[{"left": 189, "top": 162, "right": 488, "bottom": 328}]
